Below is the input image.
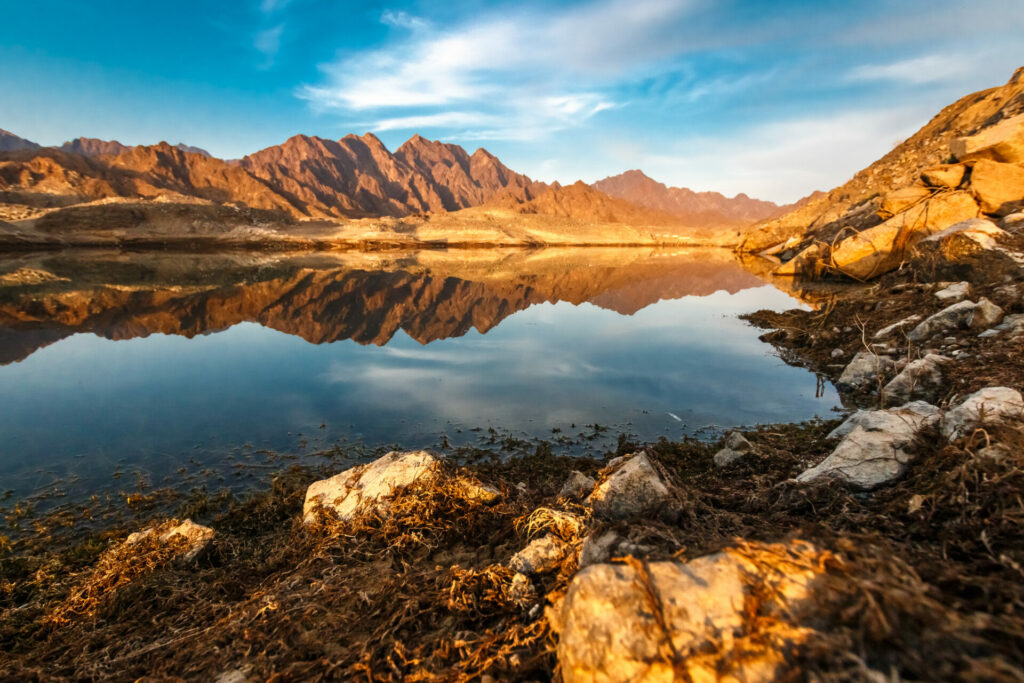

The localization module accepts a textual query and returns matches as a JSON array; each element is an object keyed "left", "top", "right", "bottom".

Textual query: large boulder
[
  {"left": 586, "top": 452, "right": 670, "bottom": 520},
  {"left": 553, "top": 541, "right": 827, "bottom": 683},
  {"left": 836, "top": 351, "right": 895, "bottom": 392},
  {"left": 951, "top": 113, "right": 1024, "bottom": 164},
  {"left": 941, "top": 387, "right": 1024, "bottom": 440},
  {"left": 125, "top": 518, "right": 215, "bottom": 562},
  {"left": 968, "top": 159, "right": 1024, "bottom": 216},
  {"left": 916, "top": 218, "right": 1008, "bottom": 261},
  {"left": 830, "top": 192, "right": 979, "bottom": 280},
  {"left": 303, "top": 450, "right": 499, "bottom": 523},
  {"left": 907, "top": 298, "right": 1004, "bottom": 342},
  {"left": 883, "top": 354, "right": 950, "bottom": 405},
  {"left": 798, "top": 403, "right": 939, "bottom": 488},
  {"left": 921, "top": 163, "right": 967, "bottom": 189}
]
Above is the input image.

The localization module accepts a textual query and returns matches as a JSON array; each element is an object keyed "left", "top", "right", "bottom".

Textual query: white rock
[
  {"left": 908, "top": 299, "right": 1004, "bottom": 341},
  {"left": 836, "top": 351, "right": 895, "bottom": 391},
  {"left": 558, "top": 470, "right": 597, "bottom": 499},
  {"left": 509, "top": 534, "right": 569, "bottom": 575},
  {"left": 883, "top": 354, "right": 950, "bottom": 405},
  {"left": 126, "top": 519, "right": 214, "bottom": 562},
  {"left": 800, "top": 403, "right": 939, "bottom": 488},
  {"left": 830, "top": 347, "right": 845, "bottom": 359},
  {"left": 302, "top": 450, "right": 499, "bottom": 524},
  {"left": 586, "top": 452, "right": 670, "bottom": 520},
  {"left": 1002, "top": 212, "right": 1024, "bottom": 232},
  {"left": 874, "top": 314, "right": 923, "bottom": 340},
  {"left": 941, "top": 387, "right": 1024, "bottom": 440},
  {"left": 934, "top": 281, "right": 972, "bottom": 303},
  {"left": 713, "top": 431, "right": 755, "bottom": 467},
  {"left": 978, "top": 313, "right": 1024, "bottom": 339},
  {"left": 554, "top": 541, "right": 824, "bottom": 683}
]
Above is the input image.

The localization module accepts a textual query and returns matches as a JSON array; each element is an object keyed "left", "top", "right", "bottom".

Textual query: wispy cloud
[
  {"left": 846, "top": 53, "right": 979, "bottom": 85},
  {"left": 299, "top": 0, "right": 698, "bottom": 140},
  {"left": 254, "top": 23, "right": 284, "bottom": 67}
]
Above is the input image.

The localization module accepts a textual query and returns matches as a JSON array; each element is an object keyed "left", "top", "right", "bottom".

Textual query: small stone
[
  {"left": 830, "top": 347, "right": 845, "bottom": 359},
  {"left": 579, "top": 531, "right": 620, "bottom": 568},
  {"left": 934, "top": 281, "right": 972, "bottom": 303},
  {"left": 836, "top": 351, "right": 896, "bottom": 392},
  {"left": 874, "top": 314, "right": 923, "bottom": 340},
  {"left": 1001, "top": 212, "right": 1024, "bottom": 232},
  {"left": 508, "top": 572, "right": 538, "bottom": 606},
  {"left": 586, "top": 452, "right": 670, "bottom": 520},
  {"left": 559, "top": 470, "right": 597, "bottom": 500},
  {"left": 883, "top": 354, "right": 950, "bottom": 405},
  {"left": 713, "top": 431, "right": 755, "bottom": 467},
  {"left": 908, "top": 299, "right": 1005, "bottom": 341},
  {"left": 941, "top": 387, "right": 1024, "bottom": 440},
  {"left": 126, "top": 519, "right": 215, "bottom": 562},
  {"left": 801, "top": 403, "right": 939, "bottom": 488},
  {"left": 509, "top": 534, "right": 570, "bottom": 575}
]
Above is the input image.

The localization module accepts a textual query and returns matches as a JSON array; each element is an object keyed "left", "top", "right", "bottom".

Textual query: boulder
[
  {"left": 302, "top": 450, "right": 498, "bottom": 523},
  {"left": 878, "top": 185, "right": 932, "bottom": 218},
  {"left": 916, "top": 218, "right": 1008, "bottom": 261},
  {"left": 921, "top": 164, "right": 967, "bottom": 189},
  {"left": 830, "top": 192, "right": 979, "bottom": 280},
  {"left": 713, "top": 431, "right": 755, "bottom": 467},
  {"left": 967, "top": 159, "right": 1024, "bottom": 216},
  {"left": 553, "top": 541, "right": 826, "bottom": 683},
  {"left": 874, "top": 314, "right": 923, "bottom": 340},
  {"left": 907, "top": 298, "right": 1004, "bottom": 341},
  {"left": 126, "top": 519, "right": 215, "bottom": 562},
  {"left": 558, "top": 470, "right": 596, "bottom": 500},
  {"left": 978, "top": 313, "right": 1024, "bottom": 339},
  {"left": 836, "top": 351, "right": 895, "bottom": 392},
  {"left": 951, "top": 113, "right": 1024, "bottom": 164},
  {"left": 586, "top": 452, "right": 670, "bottom": 520},
  {"left": 773, "top": 242, "right": 827, "bottom": 277},
  {"left": 509, "top": 534, "right": 570, "bottom": 576},
  {"left": 799, "top": 403, "right": 939, "bottom": 488},
  {"left": 883, "top": 354, "right": 950, "bottom": 405},
  {"left": 941, "top": 387, "right": 1024, "bottom": 440},
  {"left": 1002, "top": 212, "right": 1024, "bottom": 232},
  {"left": 934, "top": 281, "right": 972, "bottom": 303}
]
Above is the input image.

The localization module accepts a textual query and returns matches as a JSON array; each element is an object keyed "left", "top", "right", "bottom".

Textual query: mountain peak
[{"left": 0, "top": 129, "right": 41, "bottom": 152}]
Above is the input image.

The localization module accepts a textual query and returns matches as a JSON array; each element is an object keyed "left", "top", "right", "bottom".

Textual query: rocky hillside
[
  {"left": 0, "top": 129, "right": 39, "bottom": 153},
  {"left": 593, "top": 169, "right": 794, "bottom": 226},
  {"left": 482, "top": 180, "right": 677, "bottom": 225},
  {"left": 741, "top": 66, "right": 1024, "bottom": 281}
]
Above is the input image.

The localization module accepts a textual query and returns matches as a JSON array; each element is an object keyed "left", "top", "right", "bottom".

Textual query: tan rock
[
  {"left": 921, "top": 164, "right": 966, "bottom": 189},
  {"left": 968, "top": 159, "right": 1024, "bottom": 216},
  {"left": 773, "top": 242, "right": 827, "bottom": 277},
  {"left": 830, "top": 192, "right": 979, "bottom": 280},
  {"left": 586, "top": 452, "right": 670, "bottom": 520},
  {"left": 126, "top": 518, "right": 214, "bottom": 562},
  {"left": 878, "top": 185, "right": 932, "bottom": 218},
  {"left": 952, "top": 113, "right": 1024, "bottom": 164},
  {"left": 554, "top": 541, "right": 826, "bottom": 683},
  {"left": 509, "top": 534, "right": 570, "bottom": 575},
  {"left": 915, "top": 217, "right": 1008, "bottom": 261}
]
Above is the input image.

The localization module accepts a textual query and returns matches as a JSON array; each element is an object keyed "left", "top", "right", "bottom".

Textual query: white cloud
[
  {"left": 259, "top": 0, "right": 294, "bottom": 14},
  {"left": 846, "top": 53, "right": 978, "bottom": 85},
  {"left": 298, "top": 0, "right": 699, "bottom": 139},
  {"left": 254, "top": 24, "right": 284, "bottom": 61}
]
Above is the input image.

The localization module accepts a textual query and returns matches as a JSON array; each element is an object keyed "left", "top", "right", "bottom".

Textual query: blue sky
[{"left": 1, "top": 0, "right": 1022, "bottom": 202}]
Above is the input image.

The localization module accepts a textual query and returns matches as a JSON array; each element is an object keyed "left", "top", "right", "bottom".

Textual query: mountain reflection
[{"left": 0, "top": 247, "right": 770, "bottom": 364}]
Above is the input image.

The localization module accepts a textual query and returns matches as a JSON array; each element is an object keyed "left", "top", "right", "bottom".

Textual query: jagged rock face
[
  {"left": 240, "top": 133, "right": 548, "bottom": 218},
  {"left": 59, "top": 137, "right": 132, "bottom": 157},
  {"left": 741, "top": 67, "right": 1024, "bottom": 254},
  {"left": 592, "top": 169, "right": 796, "bottom": 227},
  {"left": 0, "top": 129, "right": 41, "bottom": 152}
]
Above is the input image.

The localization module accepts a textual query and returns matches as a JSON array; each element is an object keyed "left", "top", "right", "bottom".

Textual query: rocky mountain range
[{"left": 0, "top": 128, "right": 784, "bottom": 229}]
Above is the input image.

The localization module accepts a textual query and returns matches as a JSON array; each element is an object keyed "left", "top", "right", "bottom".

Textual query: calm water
[{"left": 0, "top": 247, "right": 839, "bottom": 499}]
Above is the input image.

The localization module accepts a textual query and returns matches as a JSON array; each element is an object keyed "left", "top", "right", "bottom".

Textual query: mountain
[
  {"left": 0, "top": 129, "right": 40, "bottom": 153},
  {"left": 486, "top": 180, "right": 678, "bottom": 225},
  {"left": 741, "top": 66, "right": 1024, "bottom": 256},
  {"left": 59, "top": 137, "right": 132, "bottom": 157},
  {"left": 240, "top": 133, "right": 548, "bottom": 218},
  {"left": 175, "top": 143, "right": 211, "bottom": 157},
  {"left": 592, "top": 170, "right": 788, "bottom": 227}
]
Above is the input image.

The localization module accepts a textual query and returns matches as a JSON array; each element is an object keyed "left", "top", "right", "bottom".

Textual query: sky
[{"left": 1, "top": 0, "right": 1022, "bottom": 203}]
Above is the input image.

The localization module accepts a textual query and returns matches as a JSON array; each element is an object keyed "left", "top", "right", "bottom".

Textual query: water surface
[{"left": 0, "top": 247, "right": 839, "bottom": 499}]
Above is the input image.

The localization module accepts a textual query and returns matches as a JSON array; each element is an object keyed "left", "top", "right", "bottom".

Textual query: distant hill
[
  {"left": 59, "top": 138, "right": 132, "bottom": 157},
  {"left": 592, "top": 169, "right": 792, "bottom": 227},
  {"left": 0, "top": 129, "right": 40, "bottom": 153},
  {"left": 485, "top": 180, "right": 679, "bottom": 225}
]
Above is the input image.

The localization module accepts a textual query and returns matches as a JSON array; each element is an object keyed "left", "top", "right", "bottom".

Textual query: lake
[{"left": 0, "top": 247, "right": 839, "bottom": 500}]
